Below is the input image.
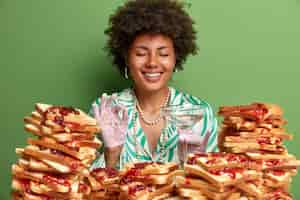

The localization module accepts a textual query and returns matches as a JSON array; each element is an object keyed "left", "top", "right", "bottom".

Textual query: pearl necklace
[
  {"left": 132, "top": 88, "right": 170, "bottom": 161},
  {"left": 132, "top": 109, "right": 169, "bottom": 162},
  {"left": 135, "top": 88, "right": 170, "bottom": 126}
]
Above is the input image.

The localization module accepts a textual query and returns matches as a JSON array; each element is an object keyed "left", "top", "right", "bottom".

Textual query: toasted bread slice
[
  {"left": 237, "top": 180, "right": 263, "bottom": 199},
  {"left": 43, "top": 118, "right": 100, "bottom": 133},
  {"left": 12, "top": 191, "right": 52, "bottom": 200},
  {"left": 226, "top": 192, "right": 242, "bottom": 200},
  {"left": 261, "top": 159, "right": 300, "bottom": 170},
  {"left": 197, "top": 185, "right": 237, "bottom": 200},
  {"left": 16, "top": 145, "right": 87, "bottom": 172},
  {"left": 228, "top": 143, "right": 286, "bottom": 154},
  {"left": 184, "top": 164, "right": 260, "bottom": 189},
  {"left": 224, "top": 141, "right": 281, "bottom": 150},
  {"left": 228, "top": 132, "right": 292, "bottom": 141},
  {"left": 263, "top": 177, "right": 291, "bottom": 189},
  {"left": 18, "top": 157, "right": 63, "bottom": 173},
  {"left": 17, "top": 151, "right": 74, "bottom": 174},
  {"left": 222, "top": 117, "right": 257, "bottom": 131},
  {"left": 65, "top": 137, "right": 102, "bottom": 149},
  {"left": 31, "top": 110, "right": 43, "bottom": 120},
  {"left": 35, "top": 103, "right": 96, "bottom": 124},
  {"left": 163, "top": 196, "right": 181, "bottom": 200},
  {"left": 264, "top": 189, "right": 293, "bottom": 200},
  {"left": 177, "top": 188, "right": 207, "bottom": 200},
  {"left": 120, "top": 170, "right": 183, "bottom": 186},
  {"left": 218, "top": 103, "right": 283, "bottom": 122},
  {"left": 224, "top": 136, "right": 285, "bottom": 145},
  {"left": 152, "top": 193, "right": 173, "bottom": 200},
  {"left": 86, "top": 174, "right": 104, "bottom": 191},
  {"left": 27, "top": 137, "right": 99, "bottom": 161},
  {"left": 24, "top": 122, "right": 59, "bottom": 135},
  {"left": 51, "top": 132, "right": 95, "bottom": 142},
  {"left": 27, "top": 137, "right": 84, "bottom": 160},
  {"left": 123, "top": 162, "right": 179, "bottom": 175},
  {"left": 90, "top": 167, "right": 120, "bottom": 184},
  {"left": 243, "top": 152, "right": 300, "bottom": 170},
  {"left": 245, "top": 152, "right": 295, "bottom": 160},
  {"left": 12, "top": 178, "right": 84, "bottom": 199},
  {"left": 149, "top": 183, "right": 175, "bottom": 199},
  {"left": 24, "top": 123, "right": 43, "bottom": 136},
  {"left": 24, "top": 116, "right": 42, "bottom": 127},
  {"left": 89, "top": 190, "right": 106, "bottom": 199},
  {"left": 25, "top": 115, "right": 100, "bottom": 134},
  {"left": 120, "top": 162, "right": 180, "bottom": 186},
  {"left": 175, "top": 175, "right": 228, "bottom": 193},
  {"left": 24, "top": 121, "right": 96, "bottom": 142},
  {"left": 263, "top": 170, "right": 293, "bottom": 183},
  {"left": 12, "top": 165, "right": 73, "bottom": 193},
  {"left": 176, "top": 177, "right": 237, "bottom": 200},
  {"left": 11, "top": 191, "right": 23, "bottom": 200},
  {"left": 120, "top": 182, "right": 149, "bottom": 200},
  {"left": 237, "top": 128, "right": 292, "bottom": 140},
  {"left": 146, "top": 170, "right": 184, "bottom": 185},
  {"left": 186, "top": 152, "right": 249, "bottom": 170}
]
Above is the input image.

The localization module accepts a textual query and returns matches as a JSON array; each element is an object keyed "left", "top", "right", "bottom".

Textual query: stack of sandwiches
[
  {"left": 175, "top": 152, "right": 261, "bottom": 200},
  {"left": 217, "top": 102, "right": 300, "bottom": 199},
  {"left": 86, "top": 167, "right": 120, "bottom": 199},
  {"left": 118, "top": 162, "right": 183, "bottom": 200},
  {"left": 12, "top": 103, "right": 102, "bottom": 200},
  {"left": 11, "top": 102, "right": 299, "bottom": 199}
]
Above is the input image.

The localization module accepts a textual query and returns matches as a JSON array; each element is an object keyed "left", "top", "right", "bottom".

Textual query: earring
[
  {"left": 174, "top": 68, "right": 179, "bottom": 73},
  {"left": 124, "top": 67, "right": 129, "bottom": 79}
]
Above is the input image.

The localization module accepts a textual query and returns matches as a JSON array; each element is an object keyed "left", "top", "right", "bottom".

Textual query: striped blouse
[{"left": 89, "top": 87, "right": 218, "bottom": 169}]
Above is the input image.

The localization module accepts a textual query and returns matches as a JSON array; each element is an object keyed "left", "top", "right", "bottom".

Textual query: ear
[
  {"left": 122, "top": 50, "right": 129, "bottom": 66},
  {"left": 173, "top": 66, "right": 179, "bottom": 72}
]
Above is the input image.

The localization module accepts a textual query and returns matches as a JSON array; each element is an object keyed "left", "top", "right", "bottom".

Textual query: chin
[
  {"left": 134, "top": 73, "right": 171, "bottom": 93},
  {"left": 144, "top": 83, "right": 169, "bottom": 93}
]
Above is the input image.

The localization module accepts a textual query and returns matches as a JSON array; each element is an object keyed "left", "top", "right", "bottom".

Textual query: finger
[
  {"left": 100, "top": 95, "right": 108, "bottom": 112},
  {"left": 92, "top": 104, "right": 101, "bottom": 120}
]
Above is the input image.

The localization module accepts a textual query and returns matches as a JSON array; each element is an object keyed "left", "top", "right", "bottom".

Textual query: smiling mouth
[
  {"left": 143, "top": 72, "right": 162, "bottom": 78},
  {"left": 142, "top": 72, "right": 163, "bottom": 82}
]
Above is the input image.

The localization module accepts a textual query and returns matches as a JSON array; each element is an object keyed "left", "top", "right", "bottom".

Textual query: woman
[{"left": 90, "top": 0, "right": 218, "bottom": 169}]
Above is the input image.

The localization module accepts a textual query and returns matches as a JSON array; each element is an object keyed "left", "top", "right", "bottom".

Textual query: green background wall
[{"left": 1, "top": 0, "right": 299, "bottom": 199}]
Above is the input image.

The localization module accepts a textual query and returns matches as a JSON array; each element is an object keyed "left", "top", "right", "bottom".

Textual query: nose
[{"left": 147, "top": 53, "right": 158, "bottom": 68}]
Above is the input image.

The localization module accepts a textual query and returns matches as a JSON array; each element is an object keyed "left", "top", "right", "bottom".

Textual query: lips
[
  {"left": 142, "top": 72, "right": 163, "bottom": 82},
  {"left": 143, "top": 72, "right": 161, "bottom": 77}
]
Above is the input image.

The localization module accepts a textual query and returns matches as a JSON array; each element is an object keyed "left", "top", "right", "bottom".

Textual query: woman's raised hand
[{"left": 93, "top": 94, "right": 128, "bottom": 148}]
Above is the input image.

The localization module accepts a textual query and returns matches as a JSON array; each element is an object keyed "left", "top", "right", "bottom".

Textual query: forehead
[{"left": 131, "top": 33, "right": 174, "bottom": 48}]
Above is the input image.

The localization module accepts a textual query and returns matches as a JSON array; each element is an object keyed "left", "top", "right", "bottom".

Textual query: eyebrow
[{"left": 135, "top": 46, "right": 169, "bottom": 50}]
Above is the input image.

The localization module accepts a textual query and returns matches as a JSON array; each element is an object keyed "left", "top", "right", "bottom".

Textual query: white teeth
[{"left": 144, "top": 73, "right": 161, "bottom": 77}]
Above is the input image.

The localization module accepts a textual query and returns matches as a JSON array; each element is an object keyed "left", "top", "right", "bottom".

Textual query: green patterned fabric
[{"left": 89, "top": 87, "right": 218, "bottom": 169}]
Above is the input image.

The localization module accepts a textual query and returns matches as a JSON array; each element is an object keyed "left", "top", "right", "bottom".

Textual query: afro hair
[{"left": 105, "top": 0, "right": 198, "bottom": 77}]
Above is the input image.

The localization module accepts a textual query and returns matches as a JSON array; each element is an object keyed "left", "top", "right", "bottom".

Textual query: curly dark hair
[{"left": 104, "top": 0, "right": 198, "bottom": 77}]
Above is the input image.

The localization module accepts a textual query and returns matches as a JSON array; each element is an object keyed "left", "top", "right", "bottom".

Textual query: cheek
[
  {"left": 128, "top": 58, "right": 144, "bottom": 73},
  {"left": 162, "top": 59, "right": 176, "bottom": 72}
]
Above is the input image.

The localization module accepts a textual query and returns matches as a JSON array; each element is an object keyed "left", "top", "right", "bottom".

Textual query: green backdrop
[{"left": 1, "top": 0, "right": 299, "bottom": 199}]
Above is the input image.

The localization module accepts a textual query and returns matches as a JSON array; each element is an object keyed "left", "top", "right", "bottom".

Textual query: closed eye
[{"left": 136, "top": 53, "right": 146, "bottom": 56}]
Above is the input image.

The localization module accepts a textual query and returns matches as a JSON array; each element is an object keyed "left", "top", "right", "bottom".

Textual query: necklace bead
[
  {"left": 136, "top": 88, "right": 170, "bottom": 126},
  {"left": 132, "top": 88, "right": 171, "bottom": 161}
]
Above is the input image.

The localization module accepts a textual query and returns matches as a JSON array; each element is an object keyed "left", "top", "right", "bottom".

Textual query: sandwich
[
  {"left": 119, "top": 162, "right": 180, "bottom": 200},
  {"left": 12, "top": 103, "right": 101, "bottom": 200}
]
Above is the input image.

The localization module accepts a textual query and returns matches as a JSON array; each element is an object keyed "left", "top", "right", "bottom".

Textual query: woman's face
[{"left": 127, "top": 34, "right": 176, "bottom": 93}]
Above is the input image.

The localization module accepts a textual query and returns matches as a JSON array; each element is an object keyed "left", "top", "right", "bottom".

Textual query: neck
[{"left": 133, "top": 86, "right": 169, "bottom": 113}]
